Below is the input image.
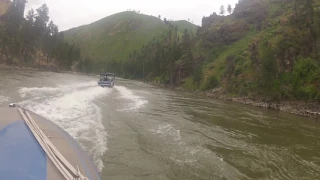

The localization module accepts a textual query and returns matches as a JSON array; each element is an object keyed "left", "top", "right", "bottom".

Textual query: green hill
[
  {"left": 71, "top": 0, "right": 320, "bottom": 102},
  {"left": 169, "top": 20, "right": 198, "bottom": 37},
  {"left": 63, "top": 11, "right": 198, "bottom": 62},
  {"left": 196, "top": 0, "right": 320, "bottom": 100},
  {"left": 108, "top": 0, "right": 320, "bottom": 102}
]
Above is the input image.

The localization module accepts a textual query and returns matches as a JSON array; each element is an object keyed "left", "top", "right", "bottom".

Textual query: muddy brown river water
[{"left": 0, "top": 70, "right": 319, "bottom": 180}]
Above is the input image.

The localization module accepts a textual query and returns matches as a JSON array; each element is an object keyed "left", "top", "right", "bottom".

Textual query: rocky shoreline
[
  {"left": 146, "top": 82, "right": 320, "bottom": 119},
  {"left": 204, "top": 90, "right": 320, "bottom": 119}
]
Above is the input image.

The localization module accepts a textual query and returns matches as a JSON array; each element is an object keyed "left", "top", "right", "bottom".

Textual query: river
[{"left": 0, "top": 70, "right": 319, "bottom": 180}]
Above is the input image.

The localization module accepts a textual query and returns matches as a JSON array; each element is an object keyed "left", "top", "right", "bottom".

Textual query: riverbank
[
  {"left": 0, "top": 63, "right": 59, "bottom": 72},
  {"left": 2, "top": 64, "right": 318, "bottom": 119},
  {"left": 203, "top": 89, "right": 320, "bottom": 119},
  {"left": 145, "top": 82, "right": 320, "bottom": 119}
]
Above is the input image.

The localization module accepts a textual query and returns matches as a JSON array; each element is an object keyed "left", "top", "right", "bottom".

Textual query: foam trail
[
  {"left": 19, "top": 81, "right": 98, "bottom": 98},
  {"left": 19, "top": 87, "right": 60, "bottom": 98},
  {"left": 57, "top": 81, "right": 98, "bottom": 89},
  {"left": 115, "top": 86, "right": 148, "bottom": 111},
  {"left": 20, "top": 83, "right": 109, "bottom": 171},
  {"left": 150, "top": 124, "right": 182, "bottom": 141},
  {"left": 0, "top": 95, "right": 9, "bottom": 104}
]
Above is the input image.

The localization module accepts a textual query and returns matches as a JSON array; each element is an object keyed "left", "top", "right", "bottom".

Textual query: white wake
[
  {"left": 0, "top": 95, "right": 9, "bottom": 104},
  {"left": 19, "top": 87, "right": 60, "bottom": 98},
  {"left": 19, "top": 82, "right": 109, "bottom": 171},
  {"left": 114, "top": 86, "right": 148, "bottom": 111}
]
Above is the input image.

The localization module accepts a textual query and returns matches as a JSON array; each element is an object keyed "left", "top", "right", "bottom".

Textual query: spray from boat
[
  {"left": 19, "top": 81, "right": 109, "bottom": 171},
  {"left": 17, "top": 80, "right": 148, "bottom": 171}
]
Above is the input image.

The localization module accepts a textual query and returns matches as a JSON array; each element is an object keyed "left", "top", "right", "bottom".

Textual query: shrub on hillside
[
  {"left": 292, "top": 58, "right": 319, "bottom": 100},
  {"left": 201, "top": 75, "right": 219, "bottom": 90},
  {"left": 193, "top": 66, "right": 203, "bottom": 85}
]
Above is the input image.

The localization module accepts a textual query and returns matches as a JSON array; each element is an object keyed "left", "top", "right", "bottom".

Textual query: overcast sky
[{"left": 25, "top": 0, "right": 238, "bottom": 31}]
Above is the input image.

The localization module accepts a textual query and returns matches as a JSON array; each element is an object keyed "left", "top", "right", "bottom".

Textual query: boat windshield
[{"left": 100, "top": 75, "right": 114, "bottom": 81}]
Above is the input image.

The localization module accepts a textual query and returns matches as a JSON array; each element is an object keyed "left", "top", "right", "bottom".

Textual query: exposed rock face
[
  {"left": 202, "top": 0, "right": 269, "bottom": 29},
  {"left": 0, "top": 0, "right": 11, "bottom": 16},
  {"left": 202, "top": 13, "right": 225, "bottom": 28},
  {"left": 201, "top": 21, "right": 249, "bottom": 49},
  {"left": 199, "top": 0, "right": 270, "bottom": 50}
]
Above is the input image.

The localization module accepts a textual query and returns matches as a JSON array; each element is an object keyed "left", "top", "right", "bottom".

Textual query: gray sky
[{"left": 25, "top": 0, "right": 238, "bottom": 31}]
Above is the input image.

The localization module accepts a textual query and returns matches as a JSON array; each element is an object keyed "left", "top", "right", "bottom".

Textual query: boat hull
[
  {"left": 0, "top": 107, "right": 101, "bottom": 180},
  {"left": 98, "top": 81, "right": 114, "bottom": 88}
]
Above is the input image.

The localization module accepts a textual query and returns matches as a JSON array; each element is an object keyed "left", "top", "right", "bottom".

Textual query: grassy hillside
[
  {"left": 64, "top": 11, "right": 198, "bottom": 62},
  {"left": 72, "top": 0, "right": 320, "bottom": 102},
  {"left": 195, "top": 0, "right": 320, "bottom": 101},
  {"left": 109, "top": 0, "right": 320, "bottom": 103}
]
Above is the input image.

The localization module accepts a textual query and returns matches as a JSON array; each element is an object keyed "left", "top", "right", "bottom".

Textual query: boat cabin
[{"left": 98, "top": 73, "right": 115, "bottom": 87}]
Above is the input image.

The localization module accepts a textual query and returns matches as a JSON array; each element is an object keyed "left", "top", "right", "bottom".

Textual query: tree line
[
  {"left": 220, "top": 4, "right": 233, "bottom": 15},
  {"left": 0, "top": 0, "right": 81, "bottom": 70},
  {"left": 113, "top": 23, "right": 198, "bottom": 87}
]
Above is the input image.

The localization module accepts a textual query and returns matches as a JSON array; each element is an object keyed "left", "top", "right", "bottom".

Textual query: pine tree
[
  {"left": 227, "top": 4, "right": 232, "bottom": 15},
  {"left": 220, "top": 5, "right": 226, "bottom": 15}
]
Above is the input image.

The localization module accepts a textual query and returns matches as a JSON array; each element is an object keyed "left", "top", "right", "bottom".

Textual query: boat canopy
[
  {"left": 100, "top": 73, "right": 114, "bottom": 76},
  {"left": 99, "top": 73, "right": 115, "bottom": 84}
]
